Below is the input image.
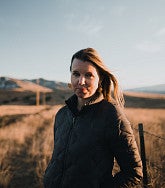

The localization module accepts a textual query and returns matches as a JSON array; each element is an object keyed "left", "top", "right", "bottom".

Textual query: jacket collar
[{"left": 65, "top": 93, "right": 104, "bottom": 116}]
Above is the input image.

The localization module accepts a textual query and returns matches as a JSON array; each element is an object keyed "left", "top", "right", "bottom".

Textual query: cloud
[{"left": 136, "top": 41, "right": 161, "bottom": 53}]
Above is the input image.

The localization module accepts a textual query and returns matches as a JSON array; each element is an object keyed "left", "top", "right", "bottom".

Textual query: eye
[
  {"left": 72, "top": 71, "right": 80, "bottom": 77},
  {"left": 85, "top": 72, "right": 93, "bottom": 78}
]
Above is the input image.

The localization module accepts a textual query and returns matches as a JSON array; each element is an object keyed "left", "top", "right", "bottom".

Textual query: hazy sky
[{"left": 0, "top": 0, "right": 165, "bottom": 89}]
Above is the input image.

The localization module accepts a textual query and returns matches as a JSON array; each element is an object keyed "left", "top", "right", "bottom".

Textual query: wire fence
[{"left": 133, "top": 123, "right": 165, "bottom": 188}]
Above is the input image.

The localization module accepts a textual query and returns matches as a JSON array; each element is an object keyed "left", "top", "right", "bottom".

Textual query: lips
[{"left": 76, "top": 87, "right": 87, "bottom": 93}]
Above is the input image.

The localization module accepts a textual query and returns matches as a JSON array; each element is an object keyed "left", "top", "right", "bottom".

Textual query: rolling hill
[
  {"left": 0, "top": 77, "right": 72, "bottom": 105},
  {"left": 29, "top": 78, "right": 68, "bottom": 90},
  {"left": 0, "top": 77, "right": 52, "bottom": 92},
  {"left": 127, "top": 84, "right": 165, "bottom": 94}
]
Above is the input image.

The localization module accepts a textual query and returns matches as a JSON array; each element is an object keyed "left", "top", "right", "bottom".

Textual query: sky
[{"left": 0, "top": 0, "right": 165, "bottom": 89}]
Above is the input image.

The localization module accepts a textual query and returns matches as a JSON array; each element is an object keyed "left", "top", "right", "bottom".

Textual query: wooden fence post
[
  {"left": 36, "top": 79, "right": 40, "bottom": 106},
  {"left": 42, "top": 92, "right": 46, "bottom": 105},
  {"left": 36, "top": 90, "right": 40, "bottom": 106},
  {"left": 138, "top": 123, "right": 148, "bottom": 188}
]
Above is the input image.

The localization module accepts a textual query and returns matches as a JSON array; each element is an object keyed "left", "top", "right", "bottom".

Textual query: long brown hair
[{"left": 70, "top": 48, "right": 124, "bottom": 107}]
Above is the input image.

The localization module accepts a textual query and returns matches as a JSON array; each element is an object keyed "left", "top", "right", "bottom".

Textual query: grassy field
[
  {"left": 125, "top": 108, "right": 165, "bottom": 188},
  {"left": 0, "top": 105, "right": 164, "bottom": 188}
]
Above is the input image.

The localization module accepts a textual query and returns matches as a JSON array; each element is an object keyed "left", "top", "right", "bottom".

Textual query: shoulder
[
  {"left": 100, "top": 100, "right": 129, "bottom": 123},
  {"left": 56, "top": 105, "right": 69, "bottom": 118},
  {"left": 54, "top": 105, "right": 71, "bottom": 129},
  {"left": 100, "top": 100, "right": 121, "bottom": 115},
  {"left": 101, "top": 101, "right": 133, "bottom": 137}
]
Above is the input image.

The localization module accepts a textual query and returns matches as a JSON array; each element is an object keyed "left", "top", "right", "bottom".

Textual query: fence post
[
  {"left": 138, "top": 123, "right": 148, "bottom": 188},
  {"left": 36, "top": 79, "right": 40, "bottom": 106}
]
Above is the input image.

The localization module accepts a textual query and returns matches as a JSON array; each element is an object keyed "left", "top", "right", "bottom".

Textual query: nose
[{"left": 78, "top": 76, "right": 85, "bottom": 85}]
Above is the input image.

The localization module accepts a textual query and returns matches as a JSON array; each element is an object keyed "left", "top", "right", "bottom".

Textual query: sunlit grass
[{"left": 0, "top": 105, "right": 164, "bottom": 187}]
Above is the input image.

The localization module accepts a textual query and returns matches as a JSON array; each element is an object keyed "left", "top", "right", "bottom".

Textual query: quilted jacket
[{"left": 43, "top": 95, "right": 143, "bottom": 188}]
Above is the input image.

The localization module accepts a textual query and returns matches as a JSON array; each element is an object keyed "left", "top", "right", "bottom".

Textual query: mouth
[{"left": 76, "top": 87, "right": 88, "bottom": 93}]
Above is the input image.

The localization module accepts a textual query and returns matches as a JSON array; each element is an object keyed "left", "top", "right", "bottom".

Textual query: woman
[{"left": 43, "top": 48, "right": 143, "bottom": 188}]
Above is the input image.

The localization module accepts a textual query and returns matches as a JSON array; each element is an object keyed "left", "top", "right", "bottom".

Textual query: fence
[{"left": 133, "top": 123, "right": 165, "bottom": 188}]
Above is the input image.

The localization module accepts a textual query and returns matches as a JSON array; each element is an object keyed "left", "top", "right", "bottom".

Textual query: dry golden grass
[
  {"left": 0, "top": 105, "right": 48, "bottom": 116},
  {"left": 0, "top": 105, "right": 62, "bottom": 188},
  {"left": 0, "top": 105, "right": 164, "bottom": 187},
  {"left": 125, "top": 108, "right": 165, "bottom": 188},
  {"left": 125, "top": 108, "right": 165, "bottom": 135}
]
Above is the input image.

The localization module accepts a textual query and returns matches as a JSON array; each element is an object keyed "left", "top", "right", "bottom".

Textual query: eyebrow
[
  {"left": 72, "top": 70, "right": 79, "bottom": 73},
  {"left": 72, "top": 70, "right": 93, "bottom": 74}
]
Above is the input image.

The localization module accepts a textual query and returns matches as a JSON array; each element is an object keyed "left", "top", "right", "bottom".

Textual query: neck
[
  {"left": 77, "top": 99, "right": 86, "bottom": 111},
  {"left": 77, "top": 93, "right": 103, "bottom": 111}
]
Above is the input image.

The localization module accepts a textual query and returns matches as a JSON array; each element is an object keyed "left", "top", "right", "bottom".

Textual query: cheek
[
  {"left": 93, "top": 82, "right": 99, "bottom": 90},
  {"left": 71, "top": 76, "right": 77, "bottom": 87},
  {"left": 89, "top": 80, "right": 99, "bottom": 92},
  {"left": 93, "top": 78, "right": 100, "bottom": 88}
]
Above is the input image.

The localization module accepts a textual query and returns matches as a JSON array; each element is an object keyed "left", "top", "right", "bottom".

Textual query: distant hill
[
  {"left": 28, "top": 78, "right": 68, "bottom": 90},
  {"left": 0, "top": 77, "right": 52, "bottom": 92},
  {"left": 0, "top": 77, "right": 72, "bottom": 105},
  {"left": 0, "top": 77, "right": 68, "bottom": 91},
  {"left": 126, "top": 84, "right": 165, "bottom": 94}
]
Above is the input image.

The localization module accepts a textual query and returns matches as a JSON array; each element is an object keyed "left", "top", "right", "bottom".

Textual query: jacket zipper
[{"left": 60, "top": 116, "right": 76, "bottom": 188}]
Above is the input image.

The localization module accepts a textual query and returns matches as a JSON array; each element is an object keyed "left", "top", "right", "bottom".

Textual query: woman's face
[{"left": 71, "top": 58, "right": 100, "bottom": 99}]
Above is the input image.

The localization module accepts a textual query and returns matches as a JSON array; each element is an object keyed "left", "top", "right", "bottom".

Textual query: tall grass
[
  {"left": 0, "top": 106, "right": 164, "bottom": 187},
  {"left": 125, "top": 108, "right": 165, "bottom": 188},
  {"left": 0, "top": 105, "right": 61, "bottom": 188}
]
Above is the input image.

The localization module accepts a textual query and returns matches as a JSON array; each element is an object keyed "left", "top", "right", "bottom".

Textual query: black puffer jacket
[{"left": 43, "top": 95, "right": 143, "bottom": 188}]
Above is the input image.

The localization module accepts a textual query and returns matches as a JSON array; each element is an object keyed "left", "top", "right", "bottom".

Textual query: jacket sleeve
[{"left": 112, "top": 108, "right": 143, "bottom": 187}]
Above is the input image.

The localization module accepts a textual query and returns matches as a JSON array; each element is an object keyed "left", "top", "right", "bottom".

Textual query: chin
[{"left": 76, "top": 92, "right": 89, "bottom": 99}]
